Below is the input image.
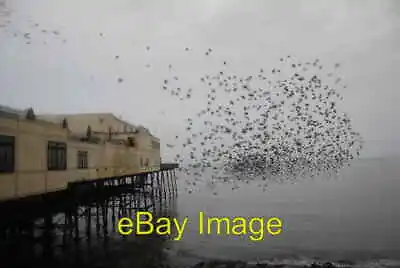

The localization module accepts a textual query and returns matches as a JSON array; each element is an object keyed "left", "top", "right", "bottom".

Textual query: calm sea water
[
  {"left": 169, "top": 157, "right": 400, "bottom": 266},
  {"left": 2, "top": 157, "right": 399, "bottom": 268}
]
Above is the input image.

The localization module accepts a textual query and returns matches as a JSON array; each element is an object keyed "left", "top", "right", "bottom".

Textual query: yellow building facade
[{"left": 0, "top": 108, "right": 161, "bottom": 201}]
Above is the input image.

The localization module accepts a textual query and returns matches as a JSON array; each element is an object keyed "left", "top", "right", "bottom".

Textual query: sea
[
  {"left": 1, "top": 157, "right": 399, "bottom": 268},
  {"left": 169, "top": 157, "right": 400, "bottom": 267}
]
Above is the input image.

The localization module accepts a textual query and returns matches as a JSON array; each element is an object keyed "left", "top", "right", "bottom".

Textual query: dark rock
[{"left": 322, "top": 262, "right": 335, "bottom": 268}]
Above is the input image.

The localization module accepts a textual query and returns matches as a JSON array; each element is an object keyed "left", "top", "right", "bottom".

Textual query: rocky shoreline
[{"left": 190, "top": 260, "right": 352, "bottom": 268}]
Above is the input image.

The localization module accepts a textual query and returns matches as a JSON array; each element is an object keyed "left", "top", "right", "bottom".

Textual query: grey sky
[{"left": 1, "top": 0, "right": 400, "bottom": 160}]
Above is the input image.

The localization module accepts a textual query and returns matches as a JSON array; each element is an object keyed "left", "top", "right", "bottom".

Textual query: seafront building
[{"left": 0, "top": 105, "right": 161, "bottom": 201}]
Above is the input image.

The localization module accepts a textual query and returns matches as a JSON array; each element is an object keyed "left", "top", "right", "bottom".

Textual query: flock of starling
[
  {"left": 0, "top": 6, "right": 364, "bottom": 193},
  {"left": 1, "top": 16, "right": 68, "bottom": 45},
  {"left": 160, "top": 52, "right": 364, "bottom": 193}
]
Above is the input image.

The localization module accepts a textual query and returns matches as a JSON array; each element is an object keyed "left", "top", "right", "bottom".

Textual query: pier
[{"left": 0, "top": 167, "right": 178, "bottom": 268}]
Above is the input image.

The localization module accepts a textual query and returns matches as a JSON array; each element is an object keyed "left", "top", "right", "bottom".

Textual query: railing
[{"left": 160, "top": 163, "right": 179, "bottom": 170}]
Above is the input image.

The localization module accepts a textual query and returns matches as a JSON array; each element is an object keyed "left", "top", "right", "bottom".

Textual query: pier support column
[
  {"left": 86, "top": 206, "right": 92, "bottom": 246},
  {"left": 162, "top": 171, "right": 167, "bottom": 200},
  {"left": 173, "top": 170, "right": 178, "bottom": 196},
  {"left": 168, "top": 170, "right": 173, "bottom": 196}
]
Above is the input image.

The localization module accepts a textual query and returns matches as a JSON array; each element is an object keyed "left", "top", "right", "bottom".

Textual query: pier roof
[
  {"left": 0, "top": 104, "right": 158, "bottom": 140},
  {"left": 0, "top": 104, "right": 28, "bottom": 119}
]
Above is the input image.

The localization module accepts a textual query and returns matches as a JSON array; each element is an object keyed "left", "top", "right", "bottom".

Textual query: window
[
  {"left": 144, "top": 158, "right": 149, "bottom": 167},
  {"left": 108, "top": 126, "right": 112, "bottom": 140},
  {"left": 47, "top": 141, "right": 67, "bottom": 170},
  {"left": 127, "top": 137, "right": 135, "bottom": 147},
  {"left": 140, "top": 157, "right": 143, "bottom": 167},
  {"left": 77, "top": 151, "right": 88, "bottom": 169},
  {"left": 0, "top": 135, "right": 15, "bottom": 173}
]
